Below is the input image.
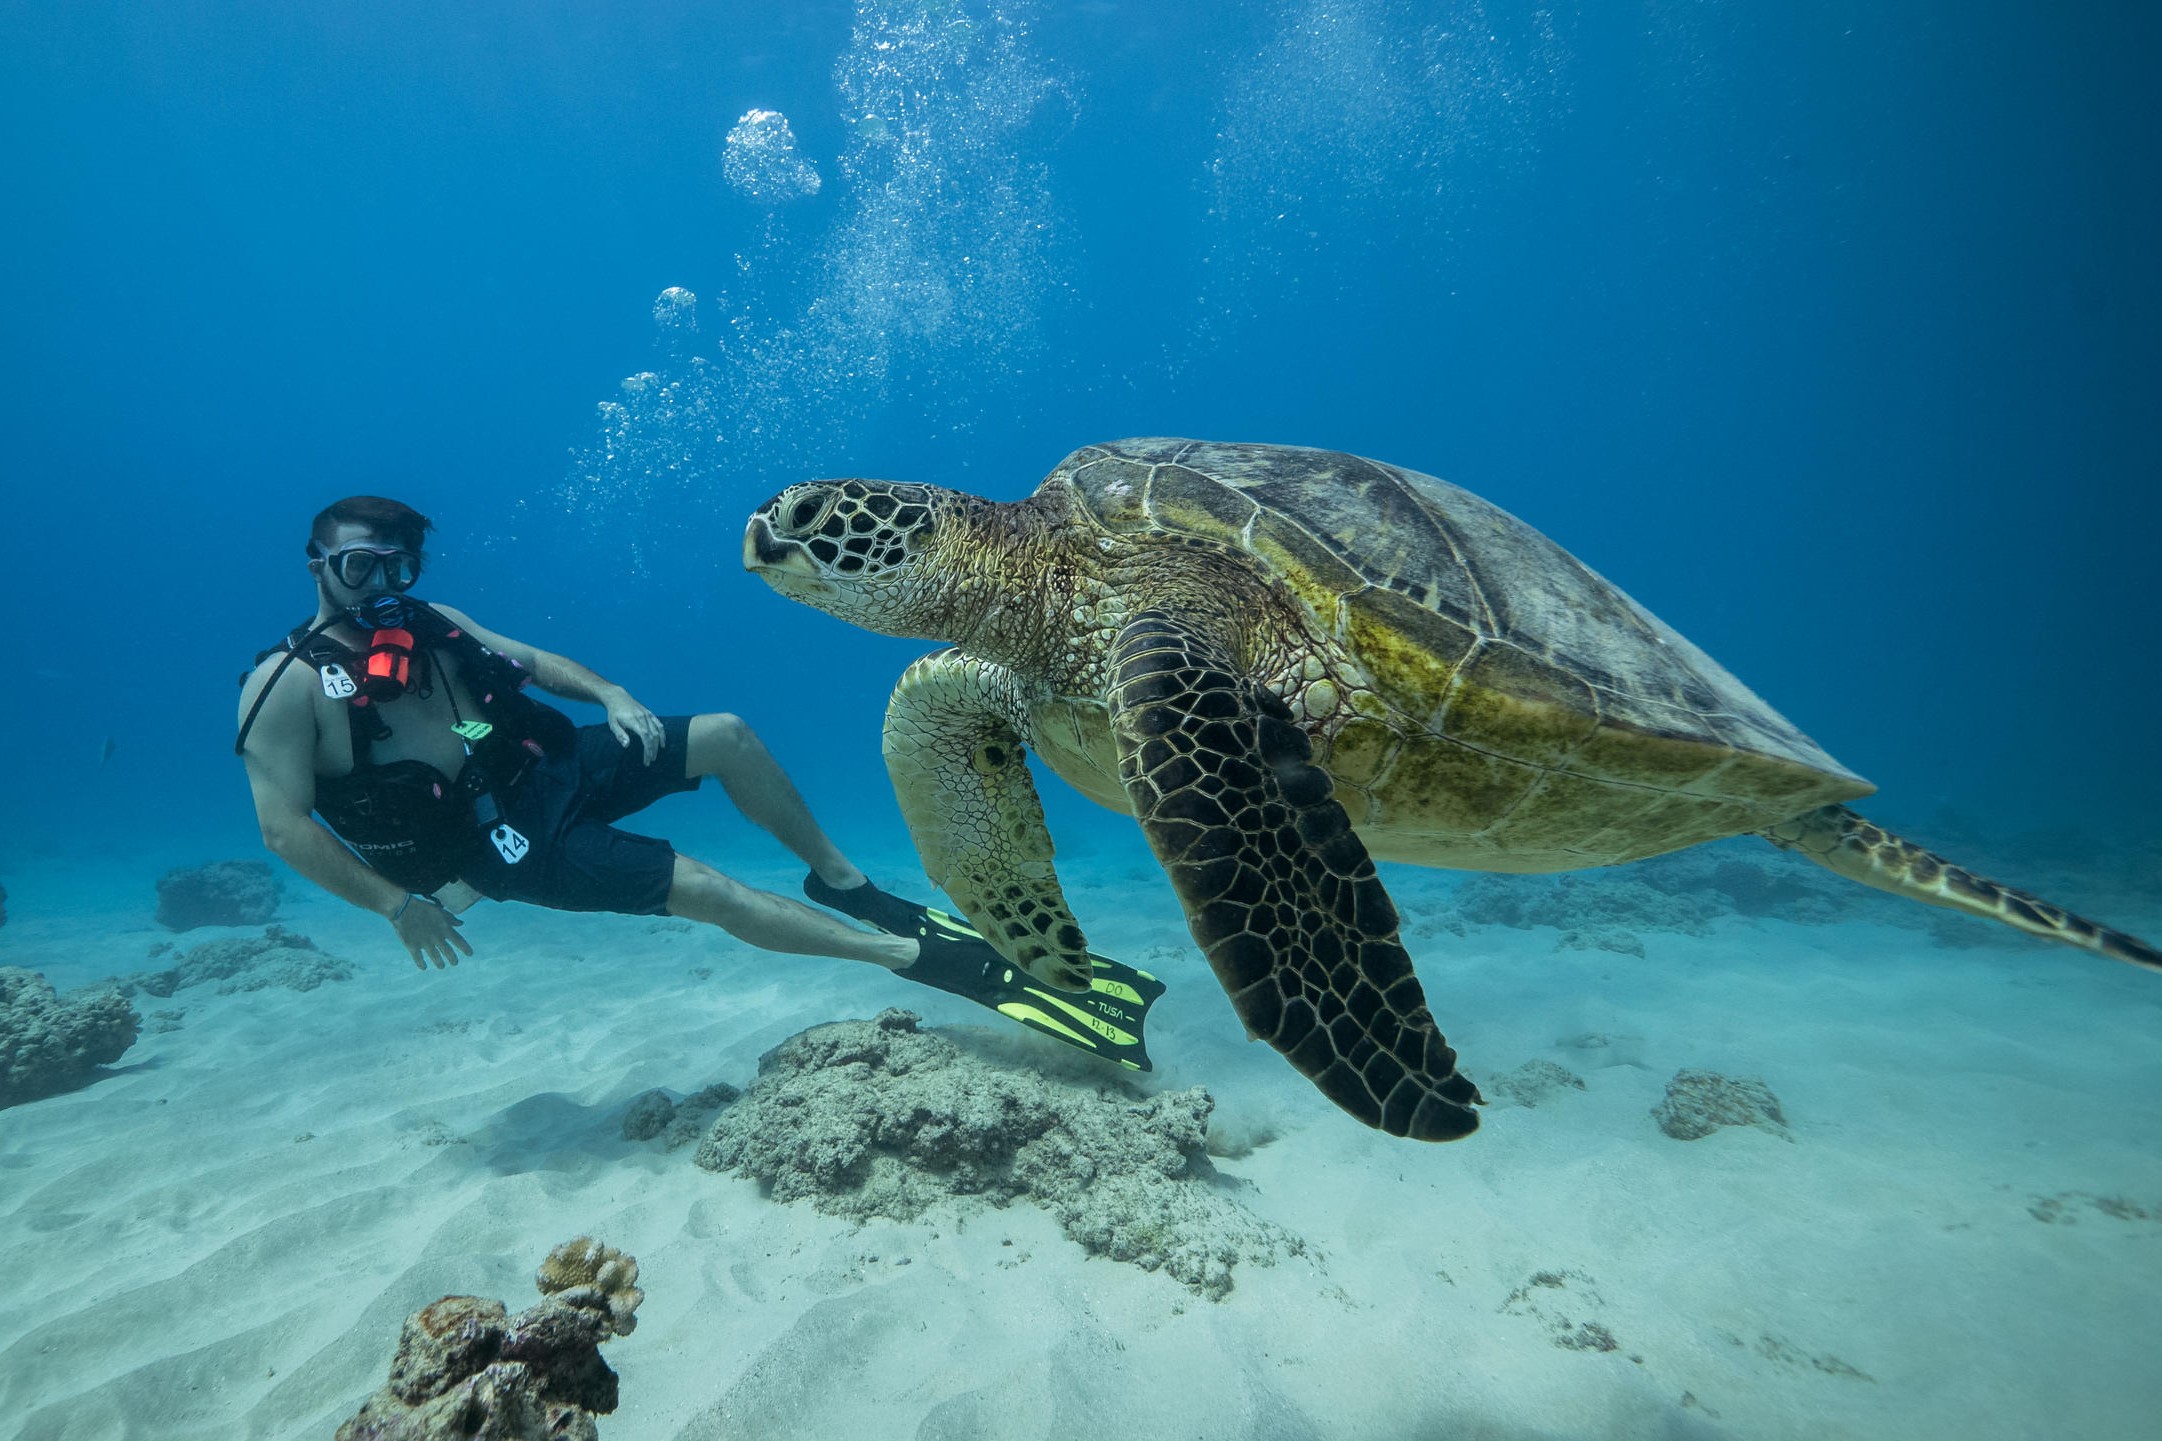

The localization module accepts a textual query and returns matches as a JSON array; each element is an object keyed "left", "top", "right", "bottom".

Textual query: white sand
[{"left": 2, "top": 833, "right": 2158, "bottom": 1440}]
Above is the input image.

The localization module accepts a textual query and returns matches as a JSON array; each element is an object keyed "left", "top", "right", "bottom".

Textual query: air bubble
[{"left": 722, "top": 109, "right": 823, "bottom": 204}]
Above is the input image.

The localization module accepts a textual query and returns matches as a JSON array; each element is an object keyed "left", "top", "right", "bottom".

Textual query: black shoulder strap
[
  {"left": 237, "top": 601, "right": 510, "bottom": 760},
  {"left": 418, "top": 604, "right": 531, "bottom": 696},
  {"left": 234, "top": 616, "right": 345, "bottom": 758}
]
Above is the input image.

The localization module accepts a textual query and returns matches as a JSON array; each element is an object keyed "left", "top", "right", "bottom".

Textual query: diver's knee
[
  {"left": 686, "top": 712, "right": 751, "bottom": 774},
  {"left": 665, "top": 855, "right": 731, "bottom": 912}
]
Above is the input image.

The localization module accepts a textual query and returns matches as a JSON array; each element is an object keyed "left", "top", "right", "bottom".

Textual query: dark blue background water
[{"left": 3, "top": 0, "right": 2155, "bottom": 892}]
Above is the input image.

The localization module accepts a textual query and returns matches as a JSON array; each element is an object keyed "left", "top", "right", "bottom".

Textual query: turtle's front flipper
[
  {"left": 882, "top": 647, "right": 1096, "bottom": 991},
  {"left": 1764, "top": 804, "right": 2162, "bottom": 971},
  {"left": 1109, "top": 611, "right": 1482, "bottom": 1141}
]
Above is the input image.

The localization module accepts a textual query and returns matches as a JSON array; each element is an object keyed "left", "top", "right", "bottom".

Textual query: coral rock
[
  {"left": 388, "top": 1297, "right": 512, "bottom": 1405},
  {"left": 335, "top": 1241, "right": 642, "bottom": 1440},
  {"left": 155, "top": 859, "right": 282, "bottom": 931},
  {"left": 1430, "top": 841, "right": 1878, "bottom": 944},
  {"left": 617, "top": 1084, "right": 740, "bottom": 1148},
  {"left": 618, "top": 1090, "right": 675, "bottom": 1142},
  {"left": 116, "top": 925, "right": 351, "bottom": 998},
  {"left": 0, "top": 968, "right": 139, "bottom": 1109},
  {"left": 1448, "top": 869, "right": 1720, "bottom": 940},
  {"left": 1654, "top": 1069, "right": 1791, "bottom": 1141},
  {"left": 536, "top": 1237, "right": 643, "bottom": 1337},
  {"left": 693, "top": 1008, "right": 1301, "bottom": 1299},
  {"left": 1484, "top": 1059, "right": 1588, "bottom": 1109}
]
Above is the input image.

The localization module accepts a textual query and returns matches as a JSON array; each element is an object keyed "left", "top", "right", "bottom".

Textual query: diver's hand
[
  {"left": 390, "top": 893, "right": 473, "bottom": 970},
  {"left": 603, "top": 689, "right": 665, "bottom": 764}
]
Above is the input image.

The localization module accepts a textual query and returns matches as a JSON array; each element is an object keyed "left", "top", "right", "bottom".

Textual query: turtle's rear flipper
[
  {"left": 1108, "top": 610, "right": 1483, "bottom": 1142},
  {"left": 1762, "top": 804, "right": 2161, "bottom": 971},
  {"left": 806, "top": 873, "right": 1163, "bottom": 1071}
]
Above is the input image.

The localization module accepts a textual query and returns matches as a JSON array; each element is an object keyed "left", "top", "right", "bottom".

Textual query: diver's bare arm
[
  {"left": 238, "top": 658, "right": 472, "bottom": 968},
  {"left": 428, "top": 604, "right": 627, "bottom": 705},
  {"left": 526, "top": 651, "right": 625, "bottom": 705},
  {"left": 237, "top": 662, "right": 405, "bottom": 918},
  {"left": 266, "top": 816, "right": 410, "bottom": 916},
  {"left": 264, "top": 818, "right": 471, "bottom": 969}
]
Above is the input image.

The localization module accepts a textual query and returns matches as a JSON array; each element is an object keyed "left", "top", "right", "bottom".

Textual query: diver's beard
[{"left": 315, "top": 578, "right": 387, "bottom": 612}]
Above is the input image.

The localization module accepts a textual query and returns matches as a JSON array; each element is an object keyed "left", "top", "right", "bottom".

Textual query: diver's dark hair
[{"left": 308, "top": 497, "right": 434, "bottom": 560}]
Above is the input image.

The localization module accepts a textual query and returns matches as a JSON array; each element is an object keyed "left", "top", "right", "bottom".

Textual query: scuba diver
[{"left": 235, "top": 496, "right": 1159, "bottom": 1069}]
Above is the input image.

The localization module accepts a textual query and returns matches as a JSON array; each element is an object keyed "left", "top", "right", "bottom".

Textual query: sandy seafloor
[{"left": 3, "top": 817, "right": 2158, "bottom": 1441}]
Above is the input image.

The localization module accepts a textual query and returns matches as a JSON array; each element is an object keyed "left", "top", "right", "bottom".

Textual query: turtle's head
[{"left": 743, "top": 479, "right": 973, "bottom": 639}]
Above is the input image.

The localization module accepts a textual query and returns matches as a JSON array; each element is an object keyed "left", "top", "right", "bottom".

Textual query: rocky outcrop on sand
[
  {"left": 1483, "top": 1059, "right": 1588, "bottom": 1109},
  {"left": 335, "top": 1238, "right": 643, "bottom": 1441},
  {"left": 1411, "top": 842, "right": 1882, "bottom": 950},
  {"left": 117, "top": 925, "right": 352, "bottom": 998},
  {"left": 1654, "top": 1069, "right": 1791, "bottom": 1141},
  {"left": 693, "top": 1008, "right": 1302, "bottom": 1299},
  {"left": 155, "top": 859, "right": 282, "bottom": 931},
  {"left": 1443, "top": 868, "right": 1724, "bottom": 941},
  {"left": 0, "top": 967, "right": 139, "bottom": 1109},
  {"left": 620, "top": 1082, "right": 740, "bottom": 1147}
]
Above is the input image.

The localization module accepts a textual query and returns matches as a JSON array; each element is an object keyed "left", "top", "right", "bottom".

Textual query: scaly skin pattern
[
  {"left": 1764, "top": 806, "right": 2161, "bottom": 972},
  {"left": 1110, "top": 606, "right": 1481, "bottom": 1140},
  {"left": 883, "top": 648, "right": 1096, "bottom": 991}
]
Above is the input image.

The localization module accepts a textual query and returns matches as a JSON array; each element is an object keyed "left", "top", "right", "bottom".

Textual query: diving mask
[{"left": 320, "top": 545, "right": 421, "bottom": 592}]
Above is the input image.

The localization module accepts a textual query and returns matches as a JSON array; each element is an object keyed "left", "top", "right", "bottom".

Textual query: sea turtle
[{"left": 743, "top": 439, "right": 2159, "bottom": 1142}]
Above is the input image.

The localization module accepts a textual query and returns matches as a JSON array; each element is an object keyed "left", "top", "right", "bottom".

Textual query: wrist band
[{"left": 390, "top": 892, "right": 443, "bottom": 923}]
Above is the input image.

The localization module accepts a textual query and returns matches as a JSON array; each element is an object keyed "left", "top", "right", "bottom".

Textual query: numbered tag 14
[{"left": 471, "top": 790, "right": 528, "bottom": 866}]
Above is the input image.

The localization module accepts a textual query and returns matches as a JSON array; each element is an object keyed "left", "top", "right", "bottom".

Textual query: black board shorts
[{"left": 460, "top": 714, "right": 703, "bottom": 916}]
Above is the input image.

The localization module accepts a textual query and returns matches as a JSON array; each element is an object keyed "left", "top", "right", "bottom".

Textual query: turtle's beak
[{"left": 742, "top": 515, "right": 818, "bottom": 578}]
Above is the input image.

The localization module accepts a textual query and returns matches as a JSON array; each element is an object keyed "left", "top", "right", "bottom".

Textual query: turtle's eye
[{"left": 786, "top": 495, "right": 824, "bottom": 530}]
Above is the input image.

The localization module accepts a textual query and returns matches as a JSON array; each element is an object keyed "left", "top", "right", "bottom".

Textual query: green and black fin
[{"left": 806, "top": 874, "right": 1164, "bottom": 1071}]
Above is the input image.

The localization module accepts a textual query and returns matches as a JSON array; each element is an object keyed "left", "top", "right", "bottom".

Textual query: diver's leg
[
  {"left": 663, "top": 855, "right": 911, "bottom": 966},
  {"left": 684, "top": 713, "right": 864, "bottom": 890}
]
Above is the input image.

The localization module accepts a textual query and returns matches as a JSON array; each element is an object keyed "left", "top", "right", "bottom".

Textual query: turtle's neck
[{"left": 947, "top": 491, "right": 1093, "bottom": 679}]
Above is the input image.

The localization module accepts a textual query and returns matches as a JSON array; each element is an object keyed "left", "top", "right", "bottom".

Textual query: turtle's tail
[{"left": 1760, "top": 805, "right": 2160, "bottom": 972}]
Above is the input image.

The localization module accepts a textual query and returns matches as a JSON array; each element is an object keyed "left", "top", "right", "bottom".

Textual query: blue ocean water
[
  {"left": 3, "top": 0, "right": 2157, "bottom": 877},
  {"left": 1, "top": 2, "right": 2158, "bottom": 1436}
]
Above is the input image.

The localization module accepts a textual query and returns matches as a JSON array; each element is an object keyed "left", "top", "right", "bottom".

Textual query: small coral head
[
  {"left": 743, "top": 479, "right": 965, "bottom": 640},
  {"left": 536, "top": 1236, "right": 644, "bottom": 1336}
]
